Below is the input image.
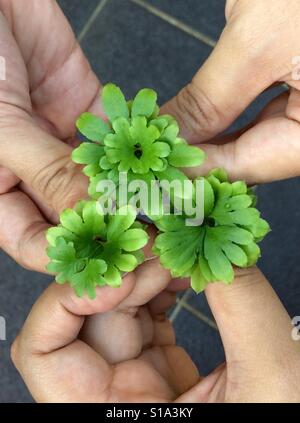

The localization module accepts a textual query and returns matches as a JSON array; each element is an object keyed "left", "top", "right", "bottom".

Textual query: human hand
[
  {"left": 163, "top": 0, "right": 300, "bottom": 185},
  {"left": 11, "top": 257, "right": 198, "bottom": 403},
  {"left": 0, "top": 0, "right": 101, "bottom": 271},
  {"left": 12, "top": 264, "right": 300, "bottom": 403}
]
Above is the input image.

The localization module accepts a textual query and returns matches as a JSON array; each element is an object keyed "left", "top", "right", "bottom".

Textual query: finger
[
  {"left": 119, "top": 258, "right": 171, "bottom": 309},
  {"left": 148, "top": 291, "right": 177, "bottom": 317},
  {"left": 186, "top": 114, "right": 300, "bottom": 185},
  {"left": 168, "top": 278, "right": 190, "bottom": 292},
  {"left": 13, "top": 273, "right": 136, "bottom": 358},
  {"left": 0, "top": 190, "right": 50, "bottom": 272},
  {"left": 147, "top": 278, "right": 190, "bottom": 316},
  {"left": 141, "top": 346, "right": 200, "bottom": 395},
  {"left": 1, "top": 0, "right": 103, "bottom": 139},
  {"left": 200, "top": 90, "right": 289, "bottom": 147},
  {"left": 0, "top": 166, "right": 19, "bottom": 194},
  {"left": 175, "top": 362, "right": 225, "bottom": 403},
  {"left": 162, "top": 23, "right": 272, "bottom": 143},
  {"left": 12, "top": 278, "right": 137, "bottom": 403},
  {"left": 205, "top": 267, "right": 300, "bottom": 366},
  {"left": 0, "top": 119, "right": 89, "bottom": 213},
  {"left": 20, "top": 181, "right": 59, "bottom": 224},
  {"left": 81, "top": 259, "right": 172, "bottom": 363}
]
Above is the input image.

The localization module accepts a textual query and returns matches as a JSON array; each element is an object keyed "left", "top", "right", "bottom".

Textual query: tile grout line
[
  {"left": 78, "top": 0, "right": 109, "bottom": 43},
  {"left": 181, "top": 300, "right": 219, "bottom": 331},
  {"left": 129, "top": 0, "right": 217, "bottom": 48},
  {"left": 169, "top": 289, "right": 192, "bottom": 323}
]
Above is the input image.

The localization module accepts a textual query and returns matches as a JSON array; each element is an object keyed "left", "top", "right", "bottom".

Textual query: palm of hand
[{"left": 60, "top": 310, "right": 198, "bottom": 403}]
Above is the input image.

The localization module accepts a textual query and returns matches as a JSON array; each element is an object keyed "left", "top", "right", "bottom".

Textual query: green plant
[
  {"left": 46, "top": 201, "right": 148, "bottom": 299},
  {"left": 46, "top": 83, "right": 270, "bottom": 298},
  {"left": 72, "top": 84, "right": 205, "bottom": 208},
  {"left": 153, "top": 169, "right": 270, "bottom": 293}
]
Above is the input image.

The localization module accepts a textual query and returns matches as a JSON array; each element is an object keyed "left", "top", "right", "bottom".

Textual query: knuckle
[
  {"left": 32, "top": 156, "right": 88, "bottom": 212},
  {"left": 176, "top": 82, "right": 223, "bottom": 139},
  {"left": 16, "top": 221, "right": 49, "bottom": 271}
]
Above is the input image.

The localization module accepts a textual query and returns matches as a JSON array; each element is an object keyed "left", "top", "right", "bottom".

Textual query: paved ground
[{"left": 0, "top": 0, "right": 300, "bottom": 402}]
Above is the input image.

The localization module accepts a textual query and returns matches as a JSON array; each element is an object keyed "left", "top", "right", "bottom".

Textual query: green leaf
[
  {"left": 150, "top": 118, "right": 169, "bottom": 133},
  {"left": 211, "top": 226, "right": 253, "bottom": 245},
  {"left": 168, "top": 144, "right": 205, "bottom": 168},
  {"left": 245, "top": 218, "right": 271, "bottom": 240},
  {"left": 46, "top": 226, "right": 76, "bottom": 247},
  {"left": 131, "top": 88, "right": 157, "bottom": 118},
  {"left": 100, "top": 156, "right": 113, "bottom": 170},
  {"left": 81, "top": 201, "right": 106, "bottom": 238},
  {"left": 228, "top": 194, "right": 252, "bottom": 210},
  {"left": 82, "top": 164, "right": 102, "bottom": 177},
  {"left": 231, "top": 181, "right": 247, "bottom": 195},
  {"left": 242, "top": 242, "right": 261, "bottom": 266},
  {"left": 72, "top": 143, "right": 105, "bottom": 165},
  {"left": 104, "top": 265, "right": 122, "bottom": 287},
  {"left": 154, "top": 215, "right": 186, "bottom": 232},
  {"left": 209, "top": 168, "right": 228, "bottom": 182},
  {"left": 154, "top": 232, "right": 181, "bottom": 252},
  {"left": 107, "top": 205, "right": 137, "bottom": 241},
  {"left": 88, "top": 171, "right": 109, "bottom": 199},
  {"left": 195, "top": 177, "right": 214, "bottom": 216},
  {"left": 150, "top": 104, "right": 160, "bottom": 119},
  {"left": 217, "top": 182, "right": 232, "bottom": 199},
  {"left": 102, "top": 83, "right": 129, "bottom": 122},
  {"left": 60, "top": 209, "right": 83, "bottom": 236},
  {"left": 118, "top": 229, "right": 149, "bottom": 251},
  {"left": 47, "top": 238, "right": 85, "bottom": 284},
  {"left": 47, "top": 237, "right": 76, "bottom": 263},
  {"left": 206, "top": 174, "right": 221, "bottom": 192},
  {"left": 155, "top": 166, "right": 193, "bottom": 200},
  {"left": 152, "top": 142, "right": 171, "bottom": 158},
  {"left": 114, "top": 253, "right": 138, "bottom": 272},
  {"left": 71, "top": 259, "right": 108, "bottom": 299},
  {"left": 199, "top": 256, "right": 215, "bottom": 282},
  {"left": 230, "top": 208, "right": 260, "bottom": 225},
  {"left": 191, "top": 265, "right": 209, "bottom": 293},
  {"left": 161, "top": 123, "right": 179, "bottom": 142},
  {"left": 76, "top": 112, "right": 110, "bottom": 142},
  {"left": 204, "top": 233, "right": 234, "bottom": 283},
  {"left": 222, "top": 242, "right": 248, "bottom": 267}
]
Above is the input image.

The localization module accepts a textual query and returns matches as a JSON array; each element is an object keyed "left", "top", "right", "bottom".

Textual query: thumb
[
  {"left": 12, "top": 273, "right": 136, "bottom": 358},
  {"left": 205, "top": 267, "right": 300, "bottom": 365},
  {"left": 162, "top": 24, "right": 272, "bottom": 143}
]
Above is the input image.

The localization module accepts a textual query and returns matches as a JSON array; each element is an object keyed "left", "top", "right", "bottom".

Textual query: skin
[
  {"left": 3, "top": 0, "right": 300, "bottom": 402},
  {"left": 1, "top": 0, "right": 300, "bottom": 271},
  {"left": 163, "top": 0, "right": 300, "bottom": 184},
  {"left": 0, "top": 0, "right": 102, "bottom": 271},
  {"left": 12, "top": 265, "right": 300, "bottom": 403}
]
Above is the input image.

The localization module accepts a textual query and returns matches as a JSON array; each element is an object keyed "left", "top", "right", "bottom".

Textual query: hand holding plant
[
  {"left": 163, "top": 0, "right": 300, "bottom": 185},
  {"left": 12, "top": 266, "right": 300, "bottom": 403},
  {"left": 47, "top": 84, "right": 270, "bottom": 298}
]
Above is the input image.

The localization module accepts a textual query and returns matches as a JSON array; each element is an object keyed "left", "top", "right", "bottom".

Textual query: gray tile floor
[{"left": 0, "top": 0, "right": 300, "bottom": 403}]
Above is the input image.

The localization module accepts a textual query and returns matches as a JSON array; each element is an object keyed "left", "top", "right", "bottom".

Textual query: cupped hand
[
  {"left": 0, "top": 0, "right": 102, "bottom": 271},
  {"left": 12, "top": 263, "right": 300, "bottom": 403},
  {"left": 11, "top": 258, "right": 197, "bottom": 403},
  {"left": 163, "top": 0, "right": 300, "bottom": 185}
]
